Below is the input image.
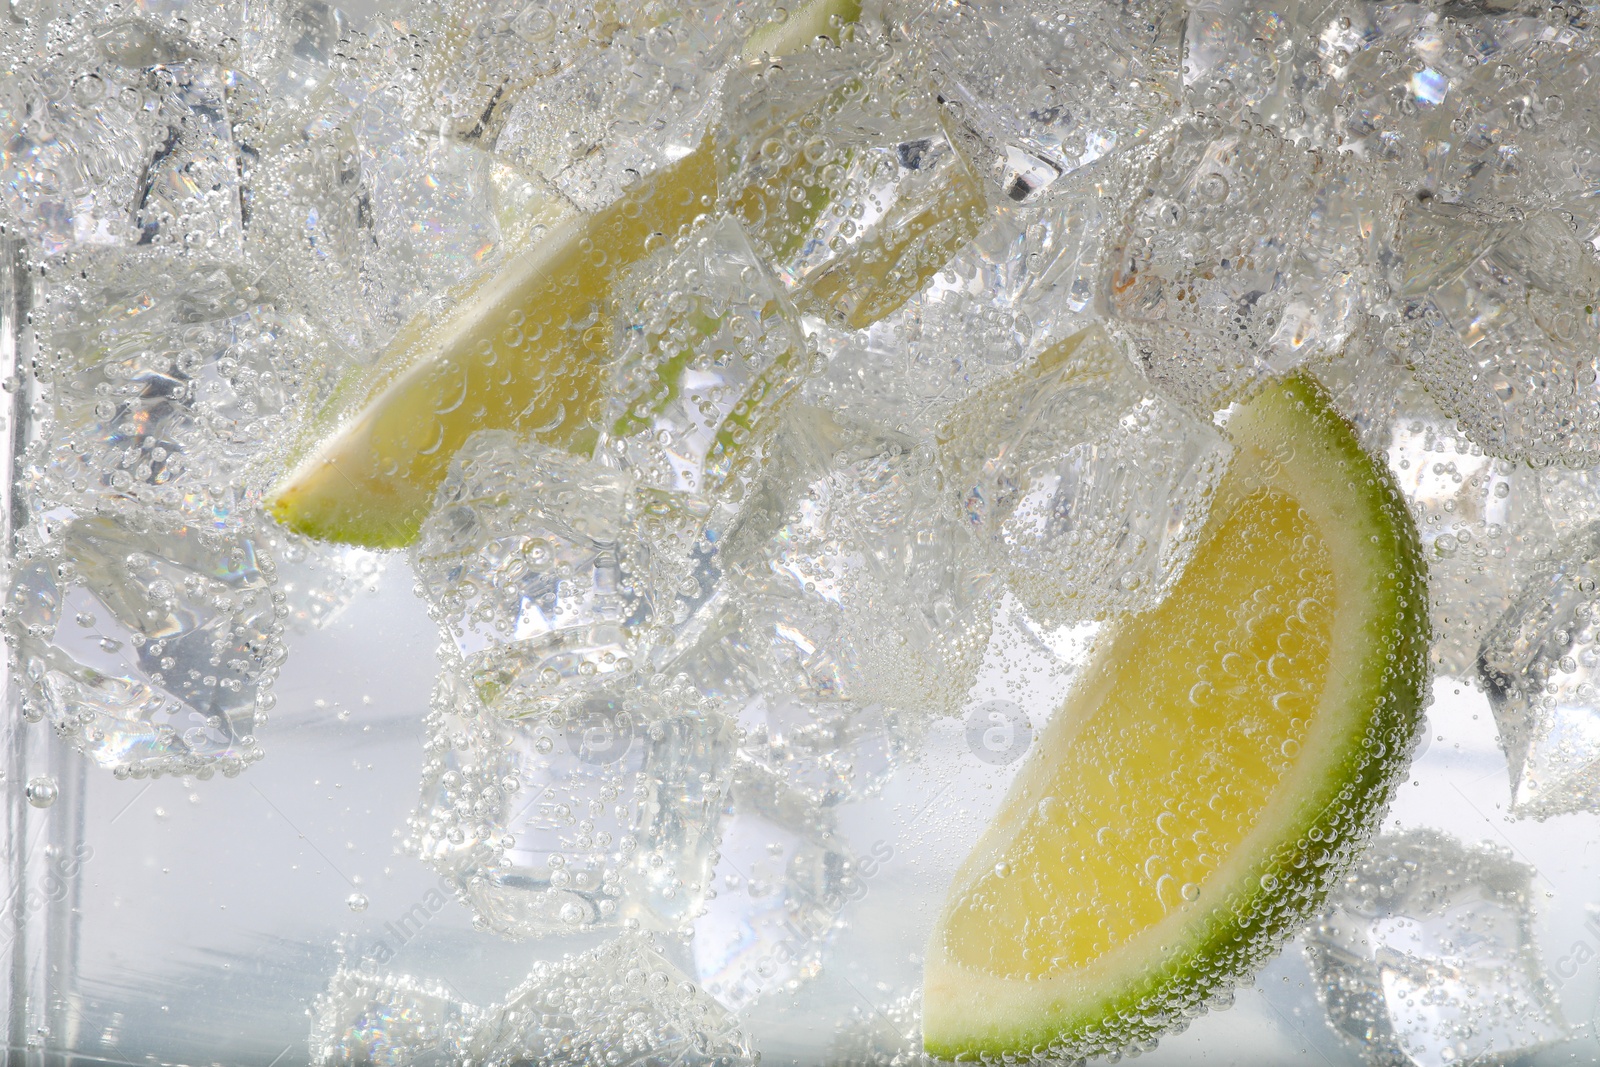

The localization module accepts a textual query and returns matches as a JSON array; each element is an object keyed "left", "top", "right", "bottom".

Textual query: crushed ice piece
[
  {"left": 412, "top": 432, "right": 648, "bottom": 717},
  {"left": 30, "top": 252, "right": 331, "bottom": 527},
  {"left": 1103, "top": 118, "right": 1376, "bottom": 412},
  {"left": 309, "top": 969, "right": 479, "bottom": 1067},
  {"left": 692, "top": 769, "right": 850, "bottom": 1011},
  {"left": 1393, "top": 203, "right": 1600, "bottom": 465},
  {"left": 407, "top": 672, "right": 735, "bottom": 940},
  {"left": 600, "top": 215, "right": 807, "bottom": 502},
  {"left": 1479, "top": 522, "right": 1600, "bottom": 818},
  {"left": 4, "top": 511, "right": 283, "bottom": 777},
  {"left": 726, "top": 403, "right": 996, "bottom": 720},
  {"left": 945, "top": 325, "right": 1230, "bottom": 625},
  {"left": 717, "top": 38, "right": 987, "bottom": 327},
  {"left": 921, "top": 0, "right": 1179, "bottom": 203},
  {"left": 1306, "top": 829, "right": 1567, "bottom": 1067},
  {"left": 467, "top": 933, "right": 754, "bottom": 1065}
]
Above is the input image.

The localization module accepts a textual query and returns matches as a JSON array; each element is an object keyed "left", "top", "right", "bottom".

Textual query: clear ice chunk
[
  {"left": 733, "top": 692, "right": 899, "bottom": 809},
  {"left": 125, "top": 60, "right": 245, "bottom": 253},
  {"left": 1479, "top": 522, "right": 1600, "bottom": 818},
  {"left": 944, "top": 326, "right": 1231, "bottom": 624},
  {"left": 484, "top": 0, "right": 743, "bottom": 212},
  {"left": 408, "top": 672, "right": 735, "bottom": 940},
  {"left": 692, "top": 770, "right": 849, "bottom": 1011},
  {"left": 413, "top": 431, "right": 648, "bottom": 717},
  {"left": 726, "top": 403, "right": 996, "bottom": 720},
  {"left": 4, "top": 512, "right": 283, "bottom": 777},
  {"left": 1392, "top": 203, "right": 1600, "bottom": 464},
  {"left": 921, "top": 0, "right": 1180, "bottom": 202},
  {"left": 717, "top": 38, "right": 987, "bottom": 327},
  {"left": 1306, "top": 829, "right": 1567, "bottom": 1067},
  {"left": 243, "top": 117, "right": 381, "bottom": 354},
  {"left": 1378, "top": 375, "right": 1553, "bottom": 679},
  {"left": 310, "top": 969, "right": 479, "bottom": 1067},
  {"left": 1103, "top": 118, "right": 1377, "bottom": 412},
  {"left": 1182, "top": 0, "right": 1322, "bottom": 133},
  {"left": 797, "top": 167, "right": 1120, "bottom": 441},
  {"left": 365, "top": 138, "right": 501, "bottom": 305},
  {"left": 600, "top": 216, "right": 808, "bottom": 503},
  {"left": 31, "top": 252, "right": 330, "bottom": 527},
  {"left": 0, "top": 26, "right": 149, "bottom": 253},
  {"left": 1414, "top": 41, "right": 1599, "bottom": 213},
  {"left": 466, "top": 934, "right": 753, "bottom": 1066}
]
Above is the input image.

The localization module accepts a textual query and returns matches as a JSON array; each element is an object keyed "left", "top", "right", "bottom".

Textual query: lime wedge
[
  {"left": 922, "top": 375, "right": 1429, "bottom": 1060},
  {"left": 264, "top": 146, "right": 716, "bottom": 549},
  {"left": 265, "top": 0, "right": 871, "bottom": 549}
]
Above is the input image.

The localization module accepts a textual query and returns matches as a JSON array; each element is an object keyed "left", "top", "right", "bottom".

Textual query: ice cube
[
  {"left": 945, "top": 325, "right": 1231, "bottom": 625},
  {"left": 486, "top": 0, "right": 742, "bottom": 212},
  {"left": 692, "top": 769, "right": 850, "bottom": 1011},
  {"left": 0, "top": 21, "right": 148, "bottom": 254},
  {"left": 31, "top": 251, "right": 332, "bottom": 527},
  {"left": 310, "top": 969, "right": 479, "bottom": 1067},
  {"left": 412, "top": 431, "right": 649, "bottom": 717},
  {"left": 407, "top": 672, "right": 736, "bottom": 940},
  {"left": 1305, "top": 829, "right": 1567, "bottom": 1066},
  {"left": 797, "top": 171, "right": 1118, "bottom": 440},
  {"left": 1103, "top": 118, "right": 1377, "bottom": 412},
  {"left": 732, "top": 692, "right": 899, "bottom": 809},
  {"left": 921, "top": 0, "right": 1180, "bottom": 203},
  {"left": 1478, "top": 522, "right": 1600, "bottom": 818},
  {"left": 1182, "top": 0, "right": 1319, "bottom": 133},
  {"left": 4, "top": 511, "right": 284, "bottom": 777},
  {"left": 717, "top": 38, "right": 987, "bottom": 327},
  {"left": 242, "top": 29, "right": 504, "bottom": 351},
  {"left": 1393, "top": 203, "right": 1600, "bottom": 464},
  {"left": 1415, "top": 42, "right": 1599, "bottom": 213},
  {"left": 125, "top": 60, "right": 245, "bottom": 253},
  {"left": 242, "top": 117, "right": 380, "bottom": 354},
  {"left": 726, "top": 403, "right": 996, "bottom": 720},
  {"left": 365, "top": 137, "right": 501, "bottom": 305},
  {"left": 467, "top": 933, "right": 753, "bottom": 1065},
  {"left": 600, "top": 216, "right": 808, "bottom": 503},
  {"left": 1378, "top": 376, "right": 1554, "bottom": 678}
]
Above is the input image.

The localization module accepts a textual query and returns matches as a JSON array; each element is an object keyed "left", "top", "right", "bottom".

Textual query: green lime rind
[{"left": 923, "top": 374, "right": 1431, "bottom": 1062}]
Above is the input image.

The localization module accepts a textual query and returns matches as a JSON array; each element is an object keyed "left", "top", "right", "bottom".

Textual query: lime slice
[
  {"left": 264, "top": 146, "right": 716, "bottom": 549},
  {"left": 922, "top": 375, "right": 1429, "bottom": 1060},
  {"left": 266, "top": 0, "right": 868, "bottom": 549}
]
